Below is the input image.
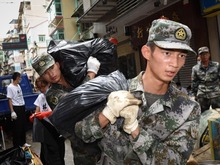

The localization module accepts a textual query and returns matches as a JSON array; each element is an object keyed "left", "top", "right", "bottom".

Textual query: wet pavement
[{"left": 0, "top": 128, "right": 74, "bottom": 165}]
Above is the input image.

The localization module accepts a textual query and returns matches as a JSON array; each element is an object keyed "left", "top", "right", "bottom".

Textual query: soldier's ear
[
  {"left": 55, "top": 62, "right": 60, "bottom": 69},
  {"left": 141, "top": 45, "right": 151, "bottom": 60}
]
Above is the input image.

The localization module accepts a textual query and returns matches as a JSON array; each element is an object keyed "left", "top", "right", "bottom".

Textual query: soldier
[
  {"left": 31, "top": 54, "right": 101, "bottom": 164},
  {"left": 75, "top": 18, "right": 201, "bottom": 164},
  {"left": 192, "top": 46, "right": 220, "bottom": 113}
]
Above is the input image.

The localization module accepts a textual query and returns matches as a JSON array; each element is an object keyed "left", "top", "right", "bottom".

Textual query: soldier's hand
[
  {"left": 87, "top": 56, "right": 100, "bottom": 74},
  {"left": 120, "top": 105, "right": 139, "bottom": 134},
  {"left": 102, "top": 91, "right": 141, "bottom": 124}
]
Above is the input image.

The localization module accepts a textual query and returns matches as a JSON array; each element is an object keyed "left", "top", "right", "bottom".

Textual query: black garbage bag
[
  {"left": 47, "top": 38, "right": 118, "bottom": 88},
  {"left": 0, "top": 147, "right": 27, "bottom": 165},
  {"left": 49, "top": 70, "right": 128, "bottom": 138}
]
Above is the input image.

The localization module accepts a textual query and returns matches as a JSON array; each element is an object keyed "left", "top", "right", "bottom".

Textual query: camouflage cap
[
  {"left": 148, "top": 19, "right": 196, "bottom": 55},
  {"left": 31, "top": 53, "right": 55, "bottom": 76},
  {"left": 198, "top": 46, "right": 209, "bottom": 55}
]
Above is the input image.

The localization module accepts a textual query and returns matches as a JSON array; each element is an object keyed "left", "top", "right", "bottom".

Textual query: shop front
[{"left": 128, "top": 0, "right": 208, "bottom": 87}]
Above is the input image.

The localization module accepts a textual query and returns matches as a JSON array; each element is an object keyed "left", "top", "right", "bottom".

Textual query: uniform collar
[{"left": 129, "top": 72, "right": 178, "bottom": 114}]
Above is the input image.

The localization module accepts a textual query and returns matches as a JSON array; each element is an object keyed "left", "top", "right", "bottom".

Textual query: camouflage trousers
[{"left": 197, "top": 96, "right": 220, "bottom": 113}]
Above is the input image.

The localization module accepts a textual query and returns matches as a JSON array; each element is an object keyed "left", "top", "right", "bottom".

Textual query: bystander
[
  {"left": 191, "top": 46, "right": 220, "bottom": 113},
  {"left": 7, "top": 72, "right": 27, "bottom": 147}
]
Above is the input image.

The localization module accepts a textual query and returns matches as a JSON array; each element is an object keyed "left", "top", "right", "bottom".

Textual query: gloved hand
[
  {"left": 29, "top": 113, "right": 35, "bottom": 123},
  {"left": 120, "top": 105, "right": 139, "bottom": 134},
  {"left": 35, "top": 111, "right": 52, "bottom": 120},
  {"left": 102, "top": 90, "right": 142, "bottom": 124},
  {"left": 87, "top": 56, "right": 100, "bottom": 74},
  {"left": 11, "top": 111, "right": 17, "bottom": 120}
]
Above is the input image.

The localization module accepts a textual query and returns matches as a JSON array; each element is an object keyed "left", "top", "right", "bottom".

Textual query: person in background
[
  {"left": 191, "top": 46, "right": 220, "bottom": 113},
  {"left": 75, "top": 18, "right": 201, "bottom": 164},
  {"left": 29, "top": 77, "right": 52, "bottom": 164},
  {"left": 186, "top": 85, "right": 193, "bottom": 97},
  {"left": 176, "top": 81, "right": 188, "bottom": 95},
  {"left": 7, "top": 72, "right": 27, "bottom": 147},
  {"left": 197, "top": 54, "right": 201, "bottom": 64},
  {"left": 31, "top": 53, "right": 101, "bottom": 164}
]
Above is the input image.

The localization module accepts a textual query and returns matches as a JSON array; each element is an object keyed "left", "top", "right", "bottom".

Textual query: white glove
[
  {"left": 120, "top": 105, "right": 139, "bottom": 134},
  {"left": 102, "top": 90, "right": 142, "bottom": 124},
  {"left": 87, "top": 56, "right": 100, "bottom": 74},
  {"left": 11, "top": 111, "right": 17, "bottom": 120}
]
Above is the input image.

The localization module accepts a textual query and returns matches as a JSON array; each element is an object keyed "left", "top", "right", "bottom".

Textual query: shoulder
[
  {"left": 210, "top": 61, "right": 219, "bottom": 66},
  {"left": 38, "top": 93, "right": 45, "bottom": 99},
  {"left": 170, "top": 85, "right": 200, "bottom": 110},
  {"left": 192, "top": 64, "right": 200, "bottom": 70},
  {"left": 7, "top": 83, "right": 13, "bottom": 88}
]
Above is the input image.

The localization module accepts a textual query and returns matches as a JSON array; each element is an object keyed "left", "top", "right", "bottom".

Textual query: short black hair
[{"left": 12, "top": 72, "right": 21, "bottom": 81}]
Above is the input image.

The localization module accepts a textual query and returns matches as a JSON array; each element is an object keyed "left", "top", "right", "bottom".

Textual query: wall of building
[
  {"left": 62, "top": 0, "right": 78, "bottom": 41},
  {"left": 115, "top": 0, "right": 210, "bottom": 86},
  {"left": 207, "top": 16, "right": 220, "bottom": 62}
]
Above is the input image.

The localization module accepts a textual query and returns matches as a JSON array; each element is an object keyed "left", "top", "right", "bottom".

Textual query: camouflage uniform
[
  {"left": 75, "top": 72, "right": 201, "bottom": 165},
  {"left": 46, "top": 76, "right": 101, "bottom": 165},
  {"left": 191, "top": 61, "right": 220, "bottom": 112},
  {"left": 32, "top": 53, "right": 101, "bottom": 165}
]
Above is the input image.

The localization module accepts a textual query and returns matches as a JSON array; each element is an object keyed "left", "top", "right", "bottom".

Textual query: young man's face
[
  {"left": 199, "top": 52, "right": 210, "bottom": 63},
  {"left": 41, "top": 62, "right": 62, "bottom": 84},
  {"left": 143, "top": 45, "right": 187, "bottom": 83},
  {"left": 16, "top": 75, "right": 22, "bottom": 83}
]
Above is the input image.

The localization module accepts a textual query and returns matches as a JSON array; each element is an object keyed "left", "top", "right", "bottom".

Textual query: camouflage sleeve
[
  {"left": 132, "top": 102, "right": 201, "bottom": 165},
  {"left": 45, "top": 87, "right": 68, "bottom": 110},
  {"left": 191, "top": 66, "right": 198, "bottom": 96},
  {"left": 75, "top": 109, "right": 104, "bottom": 143},
  {"left": 82, "top": 75, "right": 91, "bottom": 84}
]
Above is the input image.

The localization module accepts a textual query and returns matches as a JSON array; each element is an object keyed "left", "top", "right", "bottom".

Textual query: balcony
[
  {"left": 71, "top": 1, "right": 83, "bottom": 17},
  {"left": 74, "top": 0, "right": 117, "bottom": 23},
  {"left": 48, "top": 15, "right": 64, "bottom": 36},
  {"left": 106, "top": 0, "right": 181, "bottom": 27}
]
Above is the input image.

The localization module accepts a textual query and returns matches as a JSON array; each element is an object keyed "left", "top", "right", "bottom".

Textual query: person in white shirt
[
  {"left": 34, "top": 77, "right": 52, "bottom": 113},
  {"left": 7, "top": 72, "right": 26, "bottom": 147}
]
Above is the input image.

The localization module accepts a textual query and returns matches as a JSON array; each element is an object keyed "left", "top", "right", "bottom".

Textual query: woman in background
[{"left": 31, "top": 77, "right": 52, "bottom": 164}]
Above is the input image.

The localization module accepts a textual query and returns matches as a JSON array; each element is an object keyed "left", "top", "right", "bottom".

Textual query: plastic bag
[
  {"left": 0, "top": 147, "right": 27, "bottom": 165},
  {"left": 47, "top": 38, "right": 118, "bottom": 88},
  {"left": 32, "top": 118, "right": 45, "bottom": 143},
  {"left": 49, "top": 70, "right": 128, "bottom": 138}
]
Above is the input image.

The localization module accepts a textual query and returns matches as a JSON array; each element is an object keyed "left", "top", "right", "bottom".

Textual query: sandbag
[
  {"left": 49, "top": 70, "right": 128, "bottom": 138},
  {"left": 47, "top": 38, "right": 118, "bottom": 88}
]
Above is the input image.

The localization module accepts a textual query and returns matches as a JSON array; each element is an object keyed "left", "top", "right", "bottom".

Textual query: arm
[
  {"left": 132, "top": 102, "right": 201, "bottom": 164},
  {"left": 191, "top": 67, "right": 199, "bottom": 97},
  {"left": 8, "top": 98, "right": 17, "bottom": 120},
  {"left": 35, "top": 106, "right": 40, "bottom": 113},
  {"left": 75, "top": 91, "right": 142, "bottom": 142},
  {"left": 8, "top": 98, "right": 14, "bottom": 113},
  {"left": 82, "top": 56, "right": 100, "bottom": 83}
]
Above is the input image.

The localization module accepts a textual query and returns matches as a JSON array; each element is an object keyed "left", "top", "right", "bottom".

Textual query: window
[
  {"left": 39, "top": 35, "right": 46, "bottom": 42},
  {"left": 52, "top": 29, "right": 64, "bottom": 40},
  {"left": 24, "top": 1, "right": 31, "bottom": 10},
  {"left": 55, "top": 0, "right": 62, "bottom": 15}
]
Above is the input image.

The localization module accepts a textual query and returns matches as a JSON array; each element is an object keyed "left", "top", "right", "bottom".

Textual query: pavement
[{"left": 0, "top": 128, "right": 74, "bottom": 165}]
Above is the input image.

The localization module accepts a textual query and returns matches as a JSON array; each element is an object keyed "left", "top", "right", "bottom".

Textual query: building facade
[{"left": 72, "top": 0, "right": 220, "bottom": 87}]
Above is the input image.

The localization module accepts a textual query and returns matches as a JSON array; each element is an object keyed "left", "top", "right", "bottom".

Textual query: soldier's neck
[{"left": 58, "top": 76, "right": 71, "bottom": 88}]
